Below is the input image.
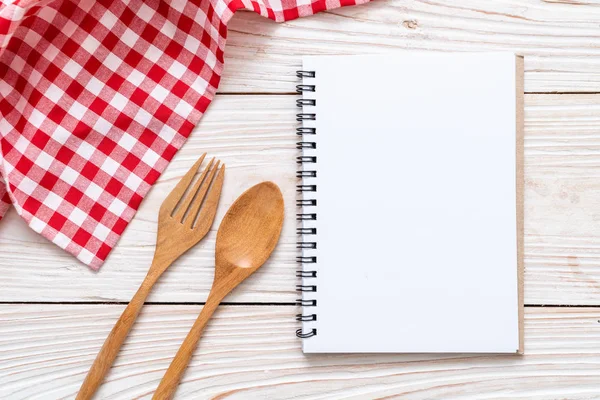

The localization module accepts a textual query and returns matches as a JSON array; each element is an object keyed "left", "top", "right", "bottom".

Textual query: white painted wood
[
  {"left": 1, "top": 94, "right": 600, "bottom": 304},
  {"left": 0, "top": 305, "right": 599, "bottom": 399},
  {"left": 221, "top": 1, "right": 600, "bottom": 94}
]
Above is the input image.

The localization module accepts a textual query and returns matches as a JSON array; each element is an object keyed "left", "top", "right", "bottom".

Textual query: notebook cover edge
[{"left": 516, "top": 54, "right": 525, "bottom": 355}]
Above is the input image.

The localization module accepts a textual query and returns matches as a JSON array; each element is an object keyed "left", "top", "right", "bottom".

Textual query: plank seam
[
  {"left": 216, "top": 92, "right": 600, "bottom": 96},
  {"left": 0, "top": 302, "right": 598, "bottom": 307},
  {"left": 0, "top": 301, "right": 298, "bottom": 306}
]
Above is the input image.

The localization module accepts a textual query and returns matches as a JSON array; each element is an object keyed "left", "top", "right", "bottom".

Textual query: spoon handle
[{"left": 153, "top": 295, "right": 221, "bottom": 400}]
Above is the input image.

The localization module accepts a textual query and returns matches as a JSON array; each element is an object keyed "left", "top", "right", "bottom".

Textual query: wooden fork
[{"left": 77, "top": 154, "right": 225, "bottom": 400}]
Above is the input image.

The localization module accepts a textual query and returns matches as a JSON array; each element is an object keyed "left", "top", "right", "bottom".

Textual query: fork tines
[{"left": 160, "top": 153, "right": 225, "bottom": 228}]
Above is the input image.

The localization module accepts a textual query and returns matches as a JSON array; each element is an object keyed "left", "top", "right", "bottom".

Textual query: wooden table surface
[{"left": 2, "top": 1, "right": 600, "bottom": 398}]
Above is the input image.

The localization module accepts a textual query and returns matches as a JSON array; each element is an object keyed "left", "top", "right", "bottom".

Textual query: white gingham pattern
[{"left": 0, "top": 0, "right": 370, "bottom": 269}]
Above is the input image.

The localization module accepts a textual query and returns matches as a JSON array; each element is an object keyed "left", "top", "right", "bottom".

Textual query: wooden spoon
[{"left": 152, "top": 181, "right": 285, "bottom": 400}]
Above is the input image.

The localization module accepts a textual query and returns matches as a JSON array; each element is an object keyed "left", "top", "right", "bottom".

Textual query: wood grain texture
[
  {"left": 221, "top": 1, "right": 600, "bottom": 94},
  {"left": 1, "top": 94, "right": 600, "bottom": 304},
  {"left": 1, "top": 305, "right": 599, "bottom": 400}
]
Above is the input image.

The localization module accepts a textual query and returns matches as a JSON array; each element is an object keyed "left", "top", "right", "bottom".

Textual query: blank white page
[{"left": 298, "top": 53, "right": 520, "bottom": 353}]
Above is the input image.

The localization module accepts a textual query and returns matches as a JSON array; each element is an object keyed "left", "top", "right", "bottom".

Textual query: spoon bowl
[{"left": 215, "top": 181, "right": 284, "bottom": 279}]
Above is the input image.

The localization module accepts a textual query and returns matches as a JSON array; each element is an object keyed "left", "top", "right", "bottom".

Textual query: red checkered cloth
[{"left": 0, "top": 0, "right": 369, "bottom": 269}]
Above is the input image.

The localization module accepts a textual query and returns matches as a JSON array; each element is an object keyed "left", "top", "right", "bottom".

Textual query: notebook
[{"left": 295, "top": 52, "right": 524, "bottom": 354}]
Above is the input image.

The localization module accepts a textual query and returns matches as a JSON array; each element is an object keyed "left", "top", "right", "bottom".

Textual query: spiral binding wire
[{"left": 296, "top": 70, "right": 317, "bottom": 339}]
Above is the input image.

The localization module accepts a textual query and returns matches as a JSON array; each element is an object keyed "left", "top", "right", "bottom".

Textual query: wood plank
[
  {"left": 524, "top": 94, "right": 600, "bottom": 305},
  {"left": 1, "top": 94, "right": 600, "bottom": 304},
  {"left": 221, "top": 1, "right": 600, "bottom": 94},
  {"left": 1, "top": 305, "right": 599, "bottom": 399}
]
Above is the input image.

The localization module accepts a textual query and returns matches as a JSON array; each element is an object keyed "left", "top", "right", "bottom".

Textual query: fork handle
[
  {"left": 152, "top": 294, "right": 222, "bottom": 400},
  {"left": 76, "top": 274, "right": 156, "bottom": 400}
]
